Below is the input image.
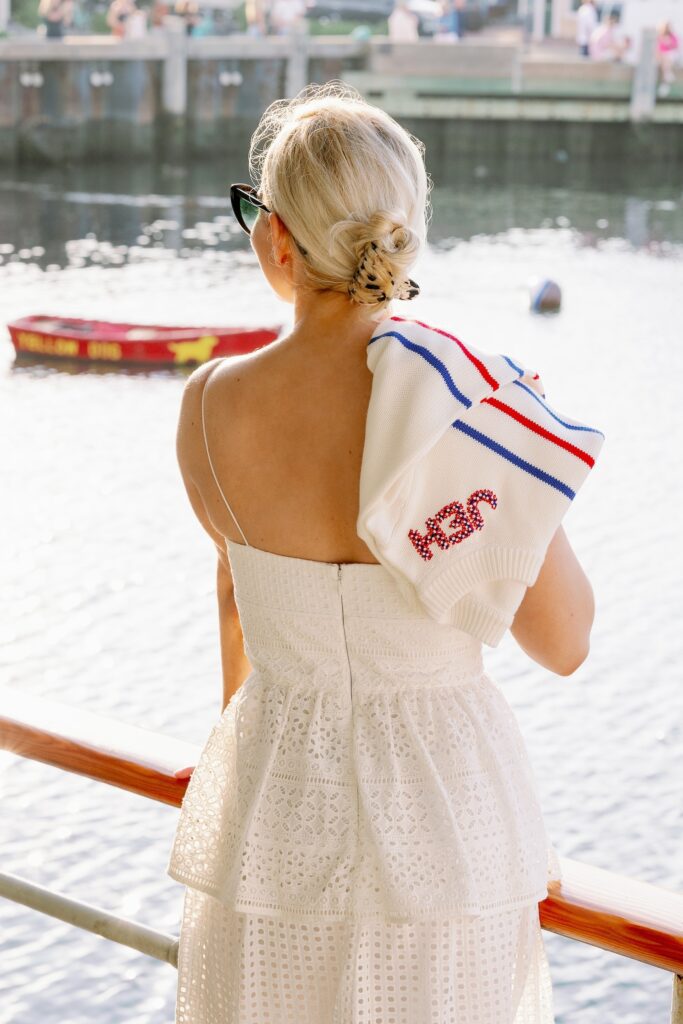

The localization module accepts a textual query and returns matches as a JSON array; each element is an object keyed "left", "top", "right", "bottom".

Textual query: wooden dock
[
  {"left": 0, "top": 27, "right": 682, "bottom": 164},
  {"left": 345, "top": 34, "right": 683, "bottom": 123}
]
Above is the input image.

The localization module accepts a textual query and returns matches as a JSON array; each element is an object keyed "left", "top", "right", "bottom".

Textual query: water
[{"left": 1, "top": 157, "right": 682, "bottom": 1024}]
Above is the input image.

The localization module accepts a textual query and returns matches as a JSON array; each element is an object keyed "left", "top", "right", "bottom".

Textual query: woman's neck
[{"left": 285, "top": 287, "right": 390, "bottom": 357}]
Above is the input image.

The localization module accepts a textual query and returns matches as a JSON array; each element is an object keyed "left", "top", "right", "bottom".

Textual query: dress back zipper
[{"left": 336, "top": 562, "right": 360, "bottom": 841}]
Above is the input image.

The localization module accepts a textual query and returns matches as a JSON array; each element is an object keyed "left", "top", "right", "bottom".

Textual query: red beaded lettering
[
  {"left": 436, "top": 500, "right": 474, "bottom": 545},
  {"left": 466, "top": 489, "right": 498, "bottom": 529},
  {"left": 408, "top": 489, "right": 499, "bottom": 561},
  {"left": 407, "top": 517, "right": 451, "bottom": 561}
]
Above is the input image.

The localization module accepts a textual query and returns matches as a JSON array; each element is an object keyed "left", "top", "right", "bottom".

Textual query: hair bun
[
  {"left": 250, "top": 84, "right": 429, "bottom": 320},
  {"left": 389, "top": 225, "right": 410, "bottom": 251}
]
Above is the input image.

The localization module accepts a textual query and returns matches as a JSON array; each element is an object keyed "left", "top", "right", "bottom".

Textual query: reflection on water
[
  {"left": 1, "top": 157, "right": 682, "bottom": 273},
  {"left": 0, "top": 158, "right": 682, "bottom": 1024},
  {"left": 10, "top": 355, "right": 196, "bottom": 378}
]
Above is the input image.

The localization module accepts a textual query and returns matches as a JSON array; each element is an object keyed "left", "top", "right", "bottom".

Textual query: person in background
[
  {"left": 38, "top": 0, "right": 74, "bottom": 38},
  {"left": 106, "top": 0, "right": 137, "bottom": 36},
  {"left": 436, "top": 0, "right": 462, "bottom": 41},
  {"left": 127, "top": 3, "right": 148, "bottom": 35},
  {"left": 174, "top": 0, "right": 201, "bottom": 34},
  {"left": 576, "top": 0, "right": 598, "bottom": 57},
  {"left": 388, "top": 0, "right": 419, "bottom": 41},
  {"left": 269, "top": 0, "right": 305, "bottom": 34},
  {"left": 589, "top": 11, "right": 630, "bottom": 61},
  {"left": 245, "top": 0, "right": 266, "bottom": 35},
  {"left": 656, "top": 21, "right": 679, "bottom": 95},
  {"left": 191, "top": 7, "right": 216, "bottom": 34},
  {"left": 150, "top": 0, "right": 169, "bottom": 28}
]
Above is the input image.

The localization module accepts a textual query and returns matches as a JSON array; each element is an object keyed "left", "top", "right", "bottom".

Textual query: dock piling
[
  {"left": 162, "top": 16, "right": 188, "bottom": 159},
  {"left": 285, "top": 26, "right": 308, "bottom": 99},
  {"left": 630, "top": 28, "right": 658, "bottom": 122}
]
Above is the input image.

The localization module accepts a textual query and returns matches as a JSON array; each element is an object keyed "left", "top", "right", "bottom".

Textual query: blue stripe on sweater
[
  {"left": 513, "top": 380, "right": 605, "bottom": 437},
  {"left": 452, "top": 420, "right": 576, "bottom": 500},
  {"left": 370, "top": 330, "right": 472, "bottom": 409},
  {"left": 503, "top": 354, "right": 524, "bottom": 376}
]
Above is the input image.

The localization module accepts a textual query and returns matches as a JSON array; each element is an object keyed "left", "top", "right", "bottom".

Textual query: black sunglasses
[
  {"left": 230, "top": 183, "right": 270, "bottom": 235},
  {"left": 229, "top": 182, "right": 308, "bottom": 257}
]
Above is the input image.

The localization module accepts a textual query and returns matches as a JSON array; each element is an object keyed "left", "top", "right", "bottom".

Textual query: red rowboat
[{"left": 7, "top": 316, "right": 282, "bottom": 366}]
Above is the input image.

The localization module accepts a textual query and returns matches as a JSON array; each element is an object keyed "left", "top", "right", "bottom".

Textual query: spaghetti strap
[{"left": 200, "top": 362, "right": 250, "bottom": 547}]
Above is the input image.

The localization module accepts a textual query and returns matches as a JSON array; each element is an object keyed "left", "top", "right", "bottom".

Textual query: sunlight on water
[{"left": 0, "top": 162, "right": 681, "bottom": 1024}]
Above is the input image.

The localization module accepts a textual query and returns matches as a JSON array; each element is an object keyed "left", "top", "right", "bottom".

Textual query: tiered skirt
[{"left": 168, "top": 668, "right": 560, "bottom": 1022}]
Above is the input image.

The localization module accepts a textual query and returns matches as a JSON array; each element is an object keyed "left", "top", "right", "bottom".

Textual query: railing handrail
[
  {"left": 1, "top": 684, "right": 682, "bottom": 974},
  {"left": 0, "top": 868, "right": 179, "bottom": 966}
]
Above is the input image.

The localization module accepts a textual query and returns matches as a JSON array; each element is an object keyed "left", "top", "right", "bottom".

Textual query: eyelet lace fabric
[
  {"left": 175, "top": 890, "right": 555, "bottom": 1024},
  {"left": 168, "top": 541, "right": 561, "bottom": 1022}
]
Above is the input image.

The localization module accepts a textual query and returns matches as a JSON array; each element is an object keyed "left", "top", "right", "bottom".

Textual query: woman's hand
[{"left": 173, "top": 766, "right": 195, "bottom": 779}]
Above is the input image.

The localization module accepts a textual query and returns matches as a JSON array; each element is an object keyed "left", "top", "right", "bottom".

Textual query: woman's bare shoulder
[
  {"left": 177, "top": 349, "right": 274, "bottom": 457},
  {"left": 180, "top": 350, "right": 270, "bottom": 423},
  {"left": 182, "top": 350, "right": 262, "bottom": 394}
]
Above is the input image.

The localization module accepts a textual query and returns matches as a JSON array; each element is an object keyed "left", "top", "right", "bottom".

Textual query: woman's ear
[{"left": 268, "top": 211, "right": 293, "bottom": 266}]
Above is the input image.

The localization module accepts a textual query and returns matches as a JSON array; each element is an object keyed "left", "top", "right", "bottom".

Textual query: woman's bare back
[{"left": 192, "top": 333, "right": 381, "bottom": 565}]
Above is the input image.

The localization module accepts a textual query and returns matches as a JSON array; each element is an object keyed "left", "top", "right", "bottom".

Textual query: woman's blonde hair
[{"left": 249, "top": 82, "right": 431, "bottom": 313}]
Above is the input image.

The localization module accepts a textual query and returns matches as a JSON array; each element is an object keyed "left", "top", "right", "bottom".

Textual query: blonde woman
[{"left": 167, "top": 83, "right": 601, "bottom": 1023}]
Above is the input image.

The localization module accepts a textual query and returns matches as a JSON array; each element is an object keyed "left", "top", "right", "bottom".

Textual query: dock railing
[{"left": 1, "top": 683, "right": 682, "bottom": 1019}]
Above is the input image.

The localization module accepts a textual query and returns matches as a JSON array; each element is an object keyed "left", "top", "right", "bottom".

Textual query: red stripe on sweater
[
  {"left": 391, "top": 316, "right": 500, "bottom": 390},
  {"left": 482, "top": 396, "right": 595, "bottom": 468}
]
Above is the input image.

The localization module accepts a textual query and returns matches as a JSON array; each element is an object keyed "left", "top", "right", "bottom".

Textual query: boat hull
[{"left": 7, "top": 316, "right": 282, "bottom": 366}]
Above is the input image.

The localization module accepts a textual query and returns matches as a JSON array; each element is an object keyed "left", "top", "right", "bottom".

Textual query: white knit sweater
[{"left": 356, "top": 315, "right": 605, "bottom": 645}]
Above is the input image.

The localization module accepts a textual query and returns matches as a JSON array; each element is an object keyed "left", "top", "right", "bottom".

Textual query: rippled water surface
[{"left": 1, "top": 158, "right": 682, "bottom": 1024}]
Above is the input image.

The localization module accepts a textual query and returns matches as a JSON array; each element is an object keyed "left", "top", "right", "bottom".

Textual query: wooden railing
[{"left": 1, "top": 683, "right": 682, "bottom": 1017}]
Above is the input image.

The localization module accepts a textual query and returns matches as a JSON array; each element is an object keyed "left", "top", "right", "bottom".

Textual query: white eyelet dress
[{"left": 166, "top": 537, "right": 562, "bottom": 1024}]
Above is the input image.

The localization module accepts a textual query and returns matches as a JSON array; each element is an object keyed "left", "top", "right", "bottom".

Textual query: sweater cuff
[
  {"left": 449, "top": 598, "right": 511, "bottom": 647},
  {"left": 417, "top": 546, "right": 545, "bottom": 643}
]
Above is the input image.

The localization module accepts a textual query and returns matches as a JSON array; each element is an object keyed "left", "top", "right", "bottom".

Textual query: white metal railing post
[{"left": 0, "top": 869, "right": 179, "bottom": 967}]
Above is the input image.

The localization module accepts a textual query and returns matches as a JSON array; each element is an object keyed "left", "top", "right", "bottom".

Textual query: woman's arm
[
  {"left": 215, "top": 550, "right": 252, "bottom": 712},
  {"left": 510, "top": 525, "right": 595, "bottom": 676},
  {"left": 176, "top": 368, "right": 253, "bottom": 713}
]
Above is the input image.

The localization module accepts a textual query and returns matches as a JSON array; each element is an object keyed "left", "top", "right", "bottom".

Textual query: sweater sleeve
[{"left": 382, "top": 368, "right": 605, "bottom": 645}]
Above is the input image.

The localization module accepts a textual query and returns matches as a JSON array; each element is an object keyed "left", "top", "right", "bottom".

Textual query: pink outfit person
[{"left": 657, "top": 21, "right": 679, "bottom": 93}]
